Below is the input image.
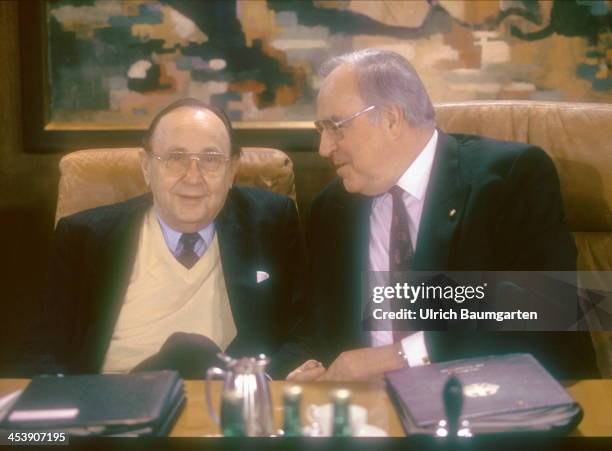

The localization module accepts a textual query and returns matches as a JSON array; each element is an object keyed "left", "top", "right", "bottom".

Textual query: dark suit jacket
[
  {"left": 23, "top": 187, "right": 306, "bottom": 378},
  {"left": 307, "top": 131, "right": 599, "bottom": 379}
]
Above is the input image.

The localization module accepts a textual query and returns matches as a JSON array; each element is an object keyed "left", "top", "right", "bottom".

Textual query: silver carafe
[{"left": 205, "top": 353, "right": 274, "bottom": 436}]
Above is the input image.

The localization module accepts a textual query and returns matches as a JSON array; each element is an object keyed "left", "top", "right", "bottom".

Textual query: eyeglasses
[
  {"left": 152, "top": 152, "right": 231, "bottom": 175},
  {"left": 314, "top": 105, "right": 376, "bottom": 140}
]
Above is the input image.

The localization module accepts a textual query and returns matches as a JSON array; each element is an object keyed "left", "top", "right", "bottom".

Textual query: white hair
[{"left": 320, "top": 49, "right": 435, "bottom": 128}]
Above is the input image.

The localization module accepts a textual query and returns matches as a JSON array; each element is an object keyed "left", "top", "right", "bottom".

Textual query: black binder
[
  {"left": 385, "top": 353, "right": 582, "bottom": 434},
  {"left": 0, "top": 371, "right": 185, "bottom": 436}
]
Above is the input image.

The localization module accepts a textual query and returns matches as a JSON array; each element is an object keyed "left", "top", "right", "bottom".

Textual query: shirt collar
[
  {"left": 155, "top": 211, "right": 216, "bottom": 254},
  {"left": 395, "top": 129, "right": 438, "bottom": 201}
]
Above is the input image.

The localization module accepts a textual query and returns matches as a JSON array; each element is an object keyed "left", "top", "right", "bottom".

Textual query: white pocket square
[{"left": 256, "top": 271, "right": 270, "bottom": 283}]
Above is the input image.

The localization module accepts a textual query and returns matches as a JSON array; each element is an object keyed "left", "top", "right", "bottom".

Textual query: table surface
[{"left": 1, "top": 379, "right": 611, "bottom": 437}]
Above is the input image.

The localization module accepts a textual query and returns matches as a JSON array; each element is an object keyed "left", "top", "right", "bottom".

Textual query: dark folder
[
  {"left": 385, "top": 353, "right": 582, "bottom": 434},
  {"left": 0, "top": 371, "right": 185, "bottom": 436}
]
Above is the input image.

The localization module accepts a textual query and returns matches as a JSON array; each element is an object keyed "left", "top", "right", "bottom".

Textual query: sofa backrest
[{"left": 55, "top": 147, "right": 296, "bottom": 223}]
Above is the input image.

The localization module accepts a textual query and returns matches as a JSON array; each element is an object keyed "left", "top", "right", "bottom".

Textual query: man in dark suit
[
  {"left": 288, "top": 49, "right": 598, "bottom": 382},
  {"left": 24, "top": 99, "right": 305, "bottom": 379}
]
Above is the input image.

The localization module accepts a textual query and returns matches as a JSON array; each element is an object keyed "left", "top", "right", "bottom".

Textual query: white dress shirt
[{"left": 369, "top": 129, "right": 438, "bottom": 366}]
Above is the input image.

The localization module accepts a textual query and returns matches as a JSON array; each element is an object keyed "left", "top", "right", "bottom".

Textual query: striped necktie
[
  {"left": 177, "top": 233, "right": 201, "bottom": 269},
  {"left": 389, "top": 186, "right": 414, "bottom": 342}
]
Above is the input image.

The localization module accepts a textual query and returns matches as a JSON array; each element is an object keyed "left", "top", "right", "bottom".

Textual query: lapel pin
[{"left": 449, "top": 208, "right": 457, "bottom": 218}]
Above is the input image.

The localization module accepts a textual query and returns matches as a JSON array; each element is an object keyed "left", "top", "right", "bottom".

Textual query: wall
[{"left": 0, "top": 2, "right": 58, "bottom": 371}]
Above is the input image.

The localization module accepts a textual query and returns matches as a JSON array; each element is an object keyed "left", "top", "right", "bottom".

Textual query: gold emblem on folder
[{"left": 463, "top": 383, "right": 500, "bottom": 398}]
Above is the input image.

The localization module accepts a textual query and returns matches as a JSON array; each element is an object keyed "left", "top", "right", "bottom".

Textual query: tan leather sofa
[{"left": 55, "top": 101, "right": 612, "bottom": 376}]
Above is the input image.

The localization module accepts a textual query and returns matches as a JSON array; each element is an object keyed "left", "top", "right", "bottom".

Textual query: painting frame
[{"left": 18, "top": 0, "right": 318, "bottom": 153}]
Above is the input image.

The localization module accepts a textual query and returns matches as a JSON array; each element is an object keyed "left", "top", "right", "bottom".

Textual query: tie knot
[
  {"left": 389, "top": 185, "right": 404, "bottom": 202},
  {"left": 180, "top": 233, "right": 201, "bottom": 251}
]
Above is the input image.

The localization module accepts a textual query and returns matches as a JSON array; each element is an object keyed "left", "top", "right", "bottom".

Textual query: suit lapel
[
  {"left": 215, "top": 189, "right": 255, "bottom": 340},
  {"left": 87, "top": 194, "right": 152, "bottom": 371},
  {"left": 413, "top": 130, "right": 470, "bottom": 271}
]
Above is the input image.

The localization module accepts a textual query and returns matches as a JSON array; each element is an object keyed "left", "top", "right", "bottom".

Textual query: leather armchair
[{"left": 55, "top": 147, "right": 296, "bottom": 223}]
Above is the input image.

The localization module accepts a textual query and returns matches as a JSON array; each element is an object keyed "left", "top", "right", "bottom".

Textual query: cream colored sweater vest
[{"left": 102, "top": 209, "right": 236, "bottom": 373}]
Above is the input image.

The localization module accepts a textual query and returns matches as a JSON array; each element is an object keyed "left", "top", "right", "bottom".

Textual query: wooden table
[{"left": 1, "top": 379, "right": 611, "bottom": 437}]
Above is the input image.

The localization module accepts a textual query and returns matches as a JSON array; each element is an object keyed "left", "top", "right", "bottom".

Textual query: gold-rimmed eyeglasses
[
  {"left": 152, "top": 152, "right": 231, "bottom": 175},
  {"left": 314, "top": 105, "right": 376, "bottom": 140}
]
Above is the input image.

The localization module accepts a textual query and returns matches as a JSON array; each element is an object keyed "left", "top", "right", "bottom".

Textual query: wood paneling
[{"left": 0, "top": 1, "right": 59, "bottom": 372}]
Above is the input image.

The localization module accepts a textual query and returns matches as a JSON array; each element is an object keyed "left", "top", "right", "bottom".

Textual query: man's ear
[
  {"left": 228, "top": 156, "right": 240, "bottom": 185},
  {"left": 384, "top": 106, "right": 403, "bottom": 140},
  {"left": 139, "top": 150, "right": 151, "bottom": 187}
]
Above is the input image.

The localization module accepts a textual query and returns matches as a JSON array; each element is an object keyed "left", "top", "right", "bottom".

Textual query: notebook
[
  {"left": 385, "top": 353, "right": 582, "bottom": 434},
  {"left": 0, "top": 371, "right": 185, "bottom": 437}
]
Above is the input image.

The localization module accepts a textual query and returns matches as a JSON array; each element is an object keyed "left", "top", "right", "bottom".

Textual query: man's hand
[
  {"left": 318, "top": 344, "right": 406, "bottom": 381},
  {"left": 286, "top": 359, "right": 326, "bottom": 381}
]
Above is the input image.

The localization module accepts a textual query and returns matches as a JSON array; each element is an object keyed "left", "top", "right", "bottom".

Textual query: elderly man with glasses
[
  {"left": 288, "top": 49, "right": 598, "bottom": 382},
  {"left": 23, "top": 98, "right": 306, "bottom": 379}
]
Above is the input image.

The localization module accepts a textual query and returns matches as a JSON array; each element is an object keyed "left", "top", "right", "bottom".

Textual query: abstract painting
[{"left": 46, "top": 0, "right": 611, "bottom": 128}]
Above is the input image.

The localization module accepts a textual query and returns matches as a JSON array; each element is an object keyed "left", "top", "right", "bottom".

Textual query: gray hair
[{"left": 319, "top": 49, "right": 435, "bottom": 128}]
